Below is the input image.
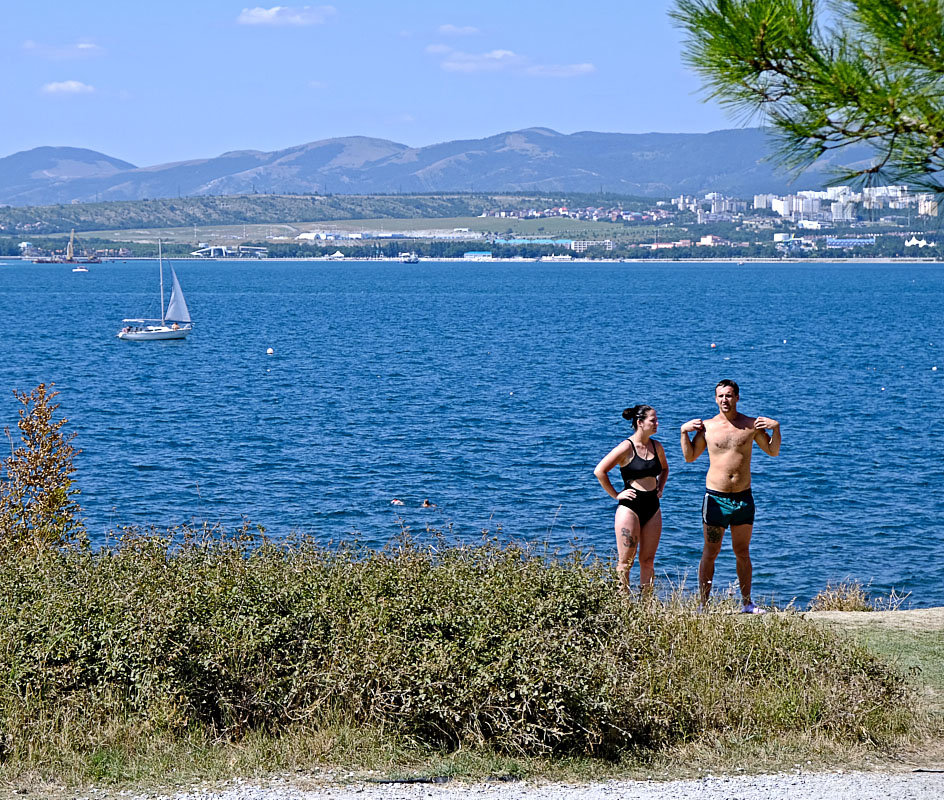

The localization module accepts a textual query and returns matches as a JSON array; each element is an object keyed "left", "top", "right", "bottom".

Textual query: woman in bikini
[{"left": 593, "top": 404, "right": 669, "bottom": 594}]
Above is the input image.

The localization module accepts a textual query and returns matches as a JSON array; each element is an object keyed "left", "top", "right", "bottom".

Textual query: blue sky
[{"left": 1, "top": 1, "right": 733, "bottom": 166}]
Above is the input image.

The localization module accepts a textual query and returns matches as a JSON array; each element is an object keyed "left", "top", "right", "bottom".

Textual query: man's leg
[
  {"left": 730, "top": 523, "right": 754, "bottom": 607},
  {"left": 699, "top": 523, "right": 724, "bottom": 603}
]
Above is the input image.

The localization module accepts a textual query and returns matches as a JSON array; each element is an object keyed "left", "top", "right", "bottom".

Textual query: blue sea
[{"left": 1, "top": 258, "right": 942, "bottom": 607}]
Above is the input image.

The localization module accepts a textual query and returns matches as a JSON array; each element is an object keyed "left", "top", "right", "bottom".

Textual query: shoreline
[{"left": 3, "top": 255, "right": 942, "bottom": 264}]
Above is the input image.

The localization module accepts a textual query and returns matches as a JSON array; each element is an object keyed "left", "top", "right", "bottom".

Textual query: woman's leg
[
  {"left": 614, "top": 505, "right": 640, "bottom": 593},
  {"left": 637, "top": 508, "right": 663, "bottom": 591}
]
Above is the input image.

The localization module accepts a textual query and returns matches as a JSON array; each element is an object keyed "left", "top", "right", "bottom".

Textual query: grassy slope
[{"left": 805, "top": 610, "right": 944, "bottom": 714}]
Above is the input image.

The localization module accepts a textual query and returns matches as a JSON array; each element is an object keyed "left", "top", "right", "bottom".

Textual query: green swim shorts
[{"left": 702, "top": 488, "right": 755, "bottom": 528}]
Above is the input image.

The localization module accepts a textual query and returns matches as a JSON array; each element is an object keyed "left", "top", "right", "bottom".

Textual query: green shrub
[
  {"left": 0, "top": 384, "right": 85, "bottom": 550},
  {"left": 0, "top": 529, "right": 916, "bottom": 767}
]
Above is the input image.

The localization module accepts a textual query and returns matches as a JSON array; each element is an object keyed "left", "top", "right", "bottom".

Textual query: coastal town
[
  {"left": 10, "top": 183, "right": 941, "bottom": 262},
  {"left": 470, "top": 183, "right": 940, "bottom": 257}
]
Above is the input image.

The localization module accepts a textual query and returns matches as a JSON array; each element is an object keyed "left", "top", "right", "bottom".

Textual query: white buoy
[
  {"left": 783, "top": 339, "right": 787, "bottom": 344},
  {"left": 266, "top": 347, "right": 274, "bottom": 355},
  {"left": 881, "top": 387, "right": 886, "bottom": 391},
  {"left": 933, "top": 366, "right": 938, "bottom": 371}
]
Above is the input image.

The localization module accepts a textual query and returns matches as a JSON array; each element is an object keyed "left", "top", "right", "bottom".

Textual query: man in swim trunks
[{"left": 680, "top": 380, "right": 780, "bottom": 613}]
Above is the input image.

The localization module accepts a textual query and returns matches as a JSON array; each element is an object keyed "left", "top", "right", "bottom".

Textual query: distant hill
[
  {"left": 0, "top": 146, "right": 137, "bottom": 206},
  {"left": 0, "top": 128, "right": 875, "bottom": 207}
]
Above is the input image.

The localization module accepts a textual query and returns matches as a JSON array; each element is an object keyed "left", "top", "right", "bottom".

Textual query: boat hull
[{"left": 117, "top": 325, "right": 192, "bottom": 341}]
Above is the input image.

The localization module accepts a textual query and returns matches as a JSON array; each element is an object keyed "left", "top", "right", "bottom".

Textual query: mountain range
[{"left": 0, "top": 128, "right": 874, "bottom": 207}]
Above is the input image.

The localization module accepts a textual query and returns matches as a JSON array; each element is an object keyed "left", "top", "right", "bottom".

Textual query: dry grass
[{"left": 808, "top": 580, "right": 911, "bottom": 612}]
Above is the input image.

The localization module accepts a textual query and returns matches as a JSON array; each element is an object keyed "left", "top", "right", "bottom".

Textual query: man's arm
[
  {"left": 680, "top": 419, "right": 707, "bottom": 462},
  {"left": 753, "top": 416, "right": 781, "bottom": 456}
]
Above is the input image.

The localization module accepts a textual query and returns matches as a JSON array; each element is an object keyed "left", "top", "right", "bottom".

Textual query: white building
[
  {"left": 831, "top": 201, "right": 856, "bottom": 222},
  {"left": 753, "top": 194, "right": 775, "bottom": 210},
  {"left": 918, "top": 195, "right": 939, "bottom": 217}
]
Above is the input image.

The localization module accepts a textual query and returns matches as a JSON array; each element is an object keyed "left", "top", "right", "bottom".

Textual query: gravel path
[{"left": 115, "top": 770, "right": 944, "bottom": 800}]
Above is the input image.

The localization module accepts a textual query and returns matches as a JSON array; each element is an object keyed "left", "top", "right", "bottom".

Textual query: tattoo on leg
[
  {"left": 621, "top": 527, "right": 637, "bottom": 548},
  {"left": 707, "top": 526, "right": 724, "bottom": 543}
]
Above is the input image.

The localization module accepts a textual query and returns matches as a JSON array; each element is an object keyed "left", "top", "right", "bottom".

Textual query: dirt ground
[{"left": 802, "top": 607, "right": 944, "bottom": 632}]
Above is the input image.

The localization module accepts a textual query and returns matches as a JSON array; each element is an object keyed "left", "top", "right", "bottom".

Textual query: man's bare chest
[{"left": 707, "top": 426, "right": 753, "bottom": 452}]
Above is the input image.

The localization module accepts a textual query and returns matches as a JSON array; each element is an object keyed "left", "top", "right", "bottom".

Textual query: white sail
[{"left": 164, "top": 267, "right": 192, "bottom": 323}]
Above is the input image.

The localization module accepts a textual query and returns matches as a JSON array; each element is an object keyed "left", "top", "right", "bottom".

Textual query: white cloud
[
  {"left": 441, "top": 49, "right": 524, "bottom": 73},
  {"left": 308, "top": 80, "right": 327, "bottom": 89},
  {"left": 237, "top": 5, "right": 336, "bottom": 26},
  {"left": 23, "top": 40, "right": 103, "bottom": 59},
  {"left": 42, "top": 80, "right": 95, "bottom": 95},
  {"left": 525, "top": 63, "right": 596, "bottom": 77},
  {"left": 438, "top": 24, "right": 479, "bottom": 36},
  {"left": 431, "top": 46, "right": 594, "bottom": 78}
]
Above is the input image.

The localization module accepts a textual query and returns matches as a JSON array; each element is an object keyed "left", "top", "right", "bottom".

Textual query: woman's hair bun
[{"left": 622, "top": 404, "right": 653, "bottom": 429}]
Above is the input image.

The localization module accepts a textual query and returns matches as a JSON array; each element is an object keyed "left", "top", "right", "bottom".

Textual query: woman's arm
[
  {"left": 594, "top": 440, "right": 631, "bottom": 500},
  {"left": 655, "top": 439, "right": 669, "bottom": 498}
]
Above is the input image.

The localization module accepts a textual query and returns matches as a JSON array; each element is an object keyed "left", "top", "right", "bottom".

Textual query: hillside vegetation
[{"left": 0, "top": 192, "right": 647, "bottom": 237}]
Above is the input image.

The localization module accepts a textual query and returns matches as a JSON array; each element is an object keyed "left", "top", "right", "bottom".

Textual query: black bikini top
[{"left": 619, "top": 440, "right": 662, "bottom": 485}]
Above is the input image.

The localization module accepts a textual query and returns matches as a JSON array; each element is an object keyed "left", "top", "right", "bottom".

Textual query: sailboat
[{"left": 117, "top": 241, "right": 193, "bottom": 340}]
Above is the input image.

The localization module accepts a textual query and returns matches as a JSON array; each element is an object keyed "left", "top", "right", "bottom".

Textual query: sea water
[{"left": 1, "top": 258, "right": 941, "bottom": 607}]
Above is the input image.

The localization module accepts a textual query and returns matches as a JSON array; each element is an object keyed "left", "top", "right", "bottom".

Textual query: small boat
[
  {"left": 399, "top": 251, "right": 419, "bottom": 263},
  {"left": 117, "top": 241, "right": 193, "bottom": 341},
  {"left": 72, "top": 264, "right": 89, "bottom": 273}
]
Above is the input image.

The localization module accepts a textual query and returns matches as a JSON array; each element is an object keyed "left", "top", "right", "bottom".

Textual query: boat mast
[{"left": 158, "top": 239, "right": 166, "bottom": 324}]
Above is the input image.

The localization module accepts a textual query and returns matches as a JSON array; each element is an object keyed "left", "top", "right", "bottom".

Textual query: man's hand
[
  {"left": 754, "top": 416, "right": 779, "bottom": 431},
  {"left": 681, "top": 418, "right": 705, "bottom": 433}
]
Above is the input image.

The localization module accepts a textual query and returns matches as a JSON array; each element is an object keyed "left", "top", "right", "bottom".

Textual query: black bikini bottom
[{"left": 617, "top": 489, "right": 660, "bottom": 526}]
